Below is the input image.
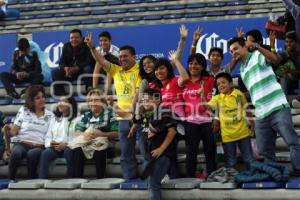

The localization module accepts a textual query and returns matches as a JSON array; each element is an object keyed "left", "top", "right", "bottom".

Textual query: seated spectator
[
  {"left": 93, "top": 31, "right": 120, "bottom": 94},
  {"left": 69, "top": 89, "right": 118, "bottom": 178},
  {"left": 52, "top": 29, "right": 95, "bottom": 96},
  {"left": 0, "top": 38, "right": 43, "bottom": 99},
  {"left": 39, "top": 96, "right": 78, "bottom": 179},
  {"left": 3, "top": 85, "right": 53, "bottom": 180},
  {"left": 0, "top": 0, "right": 19, "bottom": 20}
]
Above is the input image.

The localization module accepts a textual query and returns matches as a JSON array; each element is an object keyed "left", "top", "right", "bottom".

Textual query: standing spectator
[
  {"left": 85, "top": 33, "right": 141, "bottom": 180},
  {"left": 228, "top": 37, "right": 300, "bottom": 176},
  {"left": 93, "top": 31, "right": 120, "bottom": 94},
  {"left": 70, "top": 89, "right": 118, "bottom": 178},
  {"left": 3, "top": 85, "right": 53, "bottom": 180},
  {"left": 52, "top": 29, "right": 95, "bottom": 96},
  {"left": 207, "top": 73, "right": 254, "bottom": 169},
  {"left": 0, "top": 38, "right": 43, "bottom": 99},
  {"left": 137, "top": 88, "right": 177, "bottom": 200},
  {"left": 39, "top": 96, "right": 78, "bottom": 179},
  {"left": 178, "top": 53, "right": 217, "bottom": 177},
  {"left": 0, "top": 0, "right": 19, "bottom": 20}
]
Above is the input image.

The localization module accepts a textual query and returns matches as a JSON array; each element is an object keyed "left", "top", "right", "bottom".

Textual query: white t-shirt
[
  {"left": 96, "top": 44, "right": 119, "bottom": 58},
  {"left": 1, "top": 0, "right": 7, "bottom": 13},
  {"left": 44, "top": 116, "right": 79, "bottom": 148},
  {"left": 14, "top": 106, "right": 53, "bottom": 145}
]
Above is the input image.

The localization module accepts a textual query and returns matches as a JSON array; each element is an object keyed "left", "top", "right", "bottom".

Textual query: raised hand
[
  {"left": 168, "top": 50, "right": 178, "bottom": 62},
  {"left": 269, "top": 31, "right": 276, "bottom": 48},
  {"left": 180, "top": 24, "right": 188, "bottom": 39},
  {"left": 193, "top": 26, "right": 203, "bottom": 44},
  {"left": 84, "top": 32, "right": 95, "bottom": 49},
  {"left": 236, "top": 27, "right": 245, "bottom": 38}
]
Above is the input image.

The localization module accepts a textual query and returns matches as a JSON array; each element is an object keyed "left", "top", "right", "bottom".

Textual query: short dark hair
[
  {"left": 98, "top": 31, "right": 112, "bottom": 40},
  {"left": 228, "top": 37, "right": 246, "bottom": 48},
  {"left": 143, "top": 88, "right": 161, "bottom": 101},
  {"left": 25, "top": 85, "right": 46, "bottom": 113},
  {"left": 153, "top": 58, "right": 175, "bottom": 88},
  {"left": 139, "top": 55, "right": 157, "bottom": 80},
  {"left": 215, "top": 72, "right": 232, "bottom": 83},
  {"left": 54, "top": 96, "right": 78, "bottom": 121},
  {"left": 70, "top": 29, "right": 82, "bottom": 37},
  {"left": 285, "top": 31, "right": 297, "bottom": 41},
  {"left": 208, "top": 47, "right": 224, "bottom": 59},
  {"left": 120, "top": 45, "right": 136, "bottom": 55},
  {"left": 187, "top": 53, "right": 209, "bottom": 76},
  {"left": 245, "top": 29, "right": 263, "bottom": 45},
  {"left": 18, "top": 38, "right": 30, "bottom": 52}
]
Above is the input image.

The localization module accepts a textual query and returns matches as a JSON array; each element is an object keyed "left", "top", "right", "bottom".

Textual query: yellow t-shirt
[
  {"left": 208, "top": 88, "right": 251, "bottom": 143},
  {"left": 106, "top": 63, "right": 141, "bottom": 115}
]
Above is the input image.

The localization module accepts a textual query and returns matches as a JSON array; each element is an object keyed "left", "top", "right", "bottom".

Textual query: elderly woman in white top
[
  {"left": 39, "top": 96, "right": 78, "bottom": 179},
  {"left": 3, "top": 85, "right": 53, "bottom": 180}
]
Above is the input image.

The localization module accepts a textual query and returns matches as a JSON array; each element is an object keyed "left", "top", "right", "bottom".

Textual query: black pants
[
  {"left": 0, "top": 72, "right": 43, "bottom": 94},
  {"left": 72, "top": 147, "right": 107, "bottom": 178},
  {"left": 51, "top": 66, "right": 93, "bottom": 96},
  {"left": 185, "top": 122, "right": 216, "bottom": 177}
]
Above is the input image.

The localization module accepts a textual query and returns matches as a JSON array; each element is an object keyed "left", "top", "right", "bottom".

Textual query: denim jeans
[
  {"left": 119, "top": 120, "right": 138, "bottom": 179},
  {"left": 39, "top": 147, "right": 73, "bottom": 179},
  {"left": 136, "top": 124, "right": 148, "bottom": 168},
  {"left": 222, "top": 136, "right": 253, "bottom": 169},
  {"left": 9, "top": 143, "right": 43, "bottom": 180},
  {"left": 149, "top": 156, "right": 170, "bottom": 200},
  {"left": 185, "top": 122, "right": 216, "bottom": 176},
  {"left": 255, "top": 108, "right": 300, "bottom": 171}
]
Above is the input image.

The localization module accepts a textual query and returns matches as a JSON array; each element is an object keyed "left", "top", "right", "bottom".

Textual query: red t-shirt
[
  {"left": 182, "top": 76, "right": 214, "bottom": 124},
  {"left": 161, "top": 76, "right": 185, "bottom": 119}
]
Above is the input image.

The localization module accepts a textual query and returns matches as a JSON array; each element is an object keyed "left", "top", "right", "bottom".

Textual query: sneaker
[
  {"left": 5, "top": 92, "right": 20, "bottom": 99},
  {"left": 292, "top": 99, "right": 300, "bottom": 109},
  {"left": 161, "top": 174, "right": 170, "bottom": 184}
]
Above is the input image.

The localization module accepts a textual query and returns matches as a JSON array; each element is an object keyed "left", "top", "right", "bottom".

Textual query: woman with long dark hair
[{"left": 39, "top": 96, "right": 78, "bottom": 178}]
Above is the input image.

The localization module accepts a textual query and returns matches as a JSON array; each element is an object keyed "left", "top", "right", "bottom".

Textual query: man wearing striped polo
[{"left": 228, "top": 37, "right": 300, "bottom": 177}]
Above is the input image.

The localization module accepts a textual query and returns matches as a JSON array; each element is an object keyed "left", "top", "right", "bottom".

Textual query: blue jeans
[
  {"left": 119, "top": 120, "right": 138, "bottom": 179},
  {"left": 223, "top": 136, "right": 253, "bottom": 169},
  {"left": 39, "top": 147, "right": 73, "bottom": 179},
  {"left": 0, "top": 9, "right": 20, "bottom": 19},
  {"left": 149, "top": 156, "right": 170, "bottom": 200},
  {"left": 136, "top": 124, "right": 148, "bottom": 168},
  {"left": 255, "top": 108, "right": 300, "bottom": 171},
  {"left": 9, "top": 143, "right": 43, "bottom": 180}
]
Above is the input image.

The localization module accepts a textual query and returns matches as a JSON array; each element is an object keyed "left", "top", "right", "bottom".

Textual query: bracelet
[
  {"left": 271, "top": 48, "right": 276, "bottom": 52},
  {"left": 191, "top": 44, "right": 196, "bottom": 48}
]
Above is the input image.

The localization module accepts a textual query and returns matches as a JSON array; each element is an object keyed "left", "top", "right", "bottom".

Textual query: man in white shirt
[
  {"left": 93, "top": 31, "right": 120, "bottom": 94},
  {"left": 0, "top": 0, "right": 19, "bottom": 19}
]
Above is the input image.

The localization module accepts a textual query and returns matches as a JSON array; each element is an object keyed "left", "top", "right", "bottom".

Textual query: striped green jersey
[{"left": 240, "top": 51, "right": 289, "bottom": 119}]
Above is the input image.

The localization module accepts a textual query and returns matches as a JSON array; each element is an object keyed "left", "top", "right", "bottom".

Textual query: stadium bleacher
[{"left": 0, "top": 0, "right": 300, "bottom": 199}]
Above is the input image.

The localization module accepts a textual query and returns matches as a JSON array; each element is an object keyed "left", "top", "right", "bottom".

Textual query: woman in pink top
[
  {"left": 179, "top": 53, "right": 217, "bottom": 177},
  {"left": 153, "top": 51, "right": 189, "bottom": 119}
]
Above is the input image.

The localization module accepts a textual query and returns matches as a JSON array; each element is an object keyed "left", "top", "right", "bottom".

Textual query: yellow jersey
[
  {"left": 208, "top": 88, "right": 251, "bottom": 143},
  {"left": 106, "top": 63, "right": 141, "bottom": 115}
]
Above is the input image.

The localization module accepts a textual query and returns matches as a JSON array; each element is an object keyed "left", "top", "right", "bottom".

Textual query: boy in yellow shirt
[{"left": 206, "top": 72, "right": 254, "bottom": 169}]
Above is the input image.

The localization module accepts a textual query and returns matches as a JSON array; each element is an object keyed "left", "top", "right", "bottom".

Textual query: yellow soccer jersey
[
  {"left": 106, "top": 63, "right": 141, "bottom": 115},
  {"left": 208, "top": 88, "right": 251, "bottom": 143}
]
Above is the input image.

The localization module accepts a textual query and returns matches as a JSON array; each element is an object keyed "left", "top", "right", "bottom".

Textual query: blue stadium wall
[{"left": 0, "top": 17, "right": 284, "bottom": 82}]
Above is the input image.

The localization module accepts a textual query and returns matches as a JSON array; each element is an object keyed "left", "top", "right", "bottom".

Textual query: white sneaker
[
  {"left": 292, "top": 99, "right": 300, "bottom": 108},
  {"left": 161, "top": 174, "right": 170, "bottom": 184}
]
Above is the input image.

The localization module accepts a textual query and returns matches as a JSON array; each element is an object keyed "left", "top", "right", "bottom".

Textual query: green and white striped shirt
[{"left": 240, "top": 51, "right": 289, "bottom": 119}]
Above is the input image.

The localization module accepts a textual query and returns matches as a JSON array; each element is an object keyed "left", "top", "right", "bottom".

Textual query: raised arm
[
  {"left": 176, "top": 24, "right": 188, "bottom": 61},
  {"left": 190, "top": 26, "right": 203, "bottom": 55},
  {"left": 84, "top": 33, "right": 111, "bottom": 72},
  {"left": 168, "top": 50, "right": 189, "bottom": 87}
]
